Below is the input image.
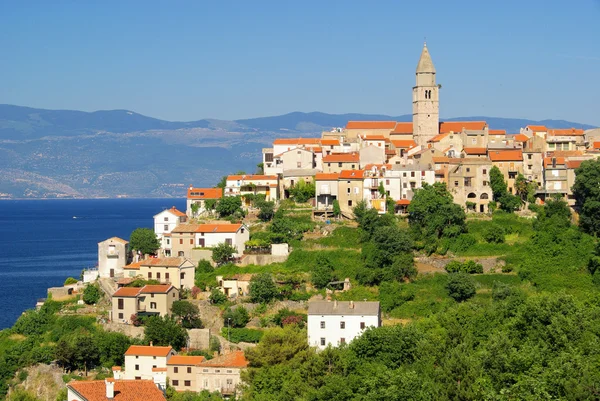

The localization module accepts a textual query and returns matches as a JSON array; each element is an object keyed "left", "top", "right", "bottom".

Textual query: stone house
[
  {"left": 124, "top": 257, "right": 195, "bottom": 290},
  {"left": 111, "top": 284, "right": 179, "bottom": 324},
  {"left": 322, "top": 152, "right": 360, "bottom": 173},
  {"left": 153, "top": 207, "right": 187, "bottom": 243},
  {"left": 170, "top": 223, "right": 249, "bottom": 261},
  {"left": 186, "top": 187, "right": 223, "bottom": 217},
  {"left": 314, "top": 172, "right": 340, "bottom": 211},
  {"left": 488, "top": 149, "right": 524, "bottom": 194},
  {"left": 216, "top": 273, "right": 253, "bottom": 298},
  {"left": 337, "top": 170, "right": 365, "bottom": 216},
  {"left": 98, "top": 237, "right": 129, "bottom": 279},
  {"left": 225, "top": 174, "right": 279, "bottom": 204},
  {"left": 196, "top": 350, "right": 249, "bottom": 396},
  {"left": 67, "top": 378, "right": 166, "bottom": 401},
  {"left": 447, "top": 158, "right": 493, "bottom": 213},
  {"left": 167, "top": 355, "right": 206, "bottom": 392},
  {"left": 123, "top": 345, "right": 175, "bottom": 381}
]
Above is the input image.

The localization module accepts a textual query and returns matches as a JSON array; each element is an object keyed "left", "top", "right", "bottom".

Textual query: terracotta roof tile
[
  {"left": 322, "top": 153, "right": 360, "bottom": 163},
  {"left": 362, "top": 135, "right": 387, "bottom": 140},
  {"left": 396, "top": 199, "right": 410, "bottom": 205},
  {"left": 432, "top": 156, "right": 450, "bottom": 163},
  {"left": 112, "top": 287, "right": 142, "bottom": 297},
  {"left": 488, "top": 150, "right": 523, "bottom": 162},
  {"left": 315, "top": 173, "right": 340, "bottom": 180},
  {"left": 552, "top": 150, "right": 584, "bottom": 157},
  {"left": 489, "top": 129, "right": 506, "bottom": 135},
  {"left": 140, "top": 285, "right": 174, "bottom": 294},
  {"left": 514, "top": 133, "right": 530, "bottom": 142},
  {"left": 339, "top": 170, "right": 365, "bottom": 179},
  {"left": 566, "top": 160, "right": 585, "bottom": 169},
  {"left": 391, "top": 140, "right": 417, "bottom": 149},
  {"left": 168, "top": 355, "right": 206, "bottom": 366},
  {"left": 526, "top": 125, "right": 548, "bottom": 132},
  {"left": 67, "top": 380, "right": 166, "bottom": 401},
  {"left": 547, "top": 128, "right": 585, "bottom": 136},
  {"left": 227, "top": 174, "right": 278, "bottom": 181},
  {"left": 594, "top": 142, "right": 600, "bottom": 150},
  {"left": 391, "top": 122, "right": 413, "bottom": 134},
  {"left": 428, "top": 132, "right": 450, "bottom": 143},
  {"left": 463, "top": 147, "right": 487, "bottom": 155},
  {"left": 152, "top": 367, "right": 167, "bottom": 372},
  {"left": 125, "top": 345, "right": 173, "bottom": 357},
  {"left": 320, "top": 139, "right": 340, "bottom": 146},
  {"left": 364, "top": 164, "right": 392, "bottom": 170},
  {"left": 544, "top": 157, "right": 566, "bottom": 168},
  {"left": 439, "top": 121, "right": 487, "bottom": 133},
  {"left": 139, "top": 257, "right": 189, "bottom": 268},
  {"left": 196, "top": 224, "right": 243, "bottom": 233},
  {"left": 160, "top": 206, "right": 186, "bottom": 217},
  {"left": 123, "top": 261, "right": 142, "bottom": 270},
  {"left": 199, "top": 350, "right": 248, "bottom": 368},
  {"left": 345, "top": 121, "right": 396, "bottom": 130},
  {"left": 101, "top": 237, "right": 128, "bottom": 245},
  {"left": 187, "top": 187, "right": 223, "bottom": 200}
]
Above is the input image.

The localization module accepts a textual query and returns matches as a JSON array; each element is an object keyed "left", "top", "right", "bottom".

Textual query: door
[
  {"left": 198, "top": 238, "right": 205, "bottom": 247},
  {"left": 110, "top": 269, "right": 114, "bottom": 278}
]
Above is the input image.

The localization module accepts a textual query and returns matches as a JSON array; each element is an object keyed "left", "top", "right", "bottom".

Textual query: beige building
[
  {"left": 167, "top": 355, "right": 206, "bottom": 392},
  {"left": 225, "top": 174, "right": 279, "bottom": 203},
  {"left": 170, "top": 223, "right": 249, "bottom": 261},
  {"left": 322, "top": 153, "right": 360, "bottom": 173},
  {"left": 196, "top": 350, "right": 249, "bottom": 396},
  {"left": 98, "top": 237, "right": 129, "bottom": 279},
  {"left": 111, "top": 284, "right": 179, "bottom": 324},
  {"left": 488, "top": 149, "right": 524, "bottom": 194},
  {"left": 216, "top": 273, "right": 252, "bottom": 298},
  {"left": 337, "top": 170, "right": 365, "bottom": 216},
  {"left": 343, "top": 121, "right": 396, "bottom": 140},
  {"left": 137, "top": 257, "right": 195, "bottom": 290},
  {"left": 522, "top": 135, "right": 545, "bottom": 185},
  {"left": 447, "top": 158, "right": 493, "bottom": 213},
  {"left": 186, "top": 187, "right": 223, "bottom": 217},
  {"left": 413, "top": 43, "right": 439, "bottom": 146},
  {"left": 123, "top": 345, "right": 175, "bottom": 381},
  {"left": 359, "top": 145, "right": 386, "bottom": 168},
  {"left": 315, "top": 172, "right": 340, "bottom": 211}
]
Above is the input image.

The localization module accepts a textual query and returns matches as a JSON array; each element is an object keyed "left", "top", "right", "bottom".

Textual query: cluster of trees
[
  {"left": 129, "top": 227, "right": 161, "bottom": 256},
  {"left": 573, "top": 159, "right": 600, "bottom": 236},
  {"left": 288, "top": 180, "right": 315, "bottom": 203},
  {"left": 489, "top": 166, "right": 522, "bottom": 212}
]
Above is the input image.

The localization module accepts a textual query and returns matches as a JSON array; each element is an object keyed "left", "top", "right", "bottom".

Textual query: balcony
[{"left": 221, "top": 387, "right": 236, "bottom": 395}]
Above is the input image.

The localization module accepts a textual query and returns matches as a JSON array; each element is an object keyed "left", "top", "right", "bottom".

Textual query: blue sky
[{"left": 0, "top": 0, "right": 599, "bottom": 125}]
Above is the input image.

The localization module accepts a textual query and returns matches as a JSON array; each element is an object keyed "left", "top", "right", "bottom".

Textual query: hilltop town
[{"left": 3, "top": 44, "right": 600, "bottom": 401}]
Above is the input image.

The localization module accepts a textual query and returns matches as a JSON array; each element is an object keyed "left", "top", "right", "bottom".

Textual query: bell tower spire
[{"left": 412, "top": 42, "right": 439, "bottom": 145}]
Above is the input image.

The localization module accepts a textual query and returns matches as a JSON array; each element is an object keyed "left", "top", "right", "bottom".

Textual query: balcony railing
[{"left": 221, "top": 386, "right": 236, "bottom": 395}]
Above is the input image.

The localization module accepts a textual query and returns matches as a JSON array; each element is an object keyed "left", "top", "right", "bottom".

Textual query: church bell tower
[{"left": 412, "top": 42, "right": 439, "bottom": 146}]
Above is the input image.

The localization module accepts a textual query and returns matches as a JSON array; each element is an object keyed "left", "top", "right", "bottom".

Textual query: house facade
[
  {"left": 98, "top": 237, "right": 129, "bottom": 279},
  {"left": 308, "top": 301, "right": 381, "bottom": 350},
  {"left": 315, "top": 173, "right": 339, "bottom": 211},
  {"left": 123, "top": 345, "right": 175, "bottom": 381},
  {"left": 225, "top": 174, "right": 279, "bottom": 203},
  {"left": 138, "top": 257, "right": 195, "bottom": 290},
  {"left": 111, "top": 284, "right": 179, "bottom": 324},
  {"left": 167, "top": 355, "right": 206, "bottom": 392},
  {"left": 186, "top": 187, "right": 223, "bottom": 217},
  {"left": 196, "top": 350, "right": 249, "bottom": 396},
  {"left": 153, "top": 207, "right": 187, "bottom": 242}
]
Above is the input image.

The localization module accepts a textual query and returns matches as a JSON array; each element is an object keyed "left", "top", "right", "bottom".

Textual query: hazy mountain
[{"left": 0, "top": 105, "right": 595, "bottom": 199}]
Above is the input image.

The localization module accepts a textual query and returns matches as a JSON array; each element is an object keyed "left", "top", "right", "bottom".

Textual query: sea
[{"left": 0, "top": 198, "right": 186, "bottom": 330}]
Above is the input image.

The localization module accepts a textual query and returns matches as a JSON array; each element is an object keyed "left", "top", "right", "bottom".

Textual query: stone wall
[
  {"left": 102, "top": 322, "right": 145, "bottom": 339},
  {"left": 187, "top": 328, "right": 211, "bottom": 350},
  {"left": 415, "top": 256, "right": 505, "bottom": 273},
  {"left": 239, "top": 254, "right": 288, "bottom": 266}
]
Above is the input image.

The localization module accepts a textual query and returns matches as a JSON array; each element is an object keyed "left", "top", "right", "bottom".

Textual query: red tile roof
[
  {"left": 547, "top": 128, "right": 585, "bottom": 136},
  {"left": 320, "top": 139, "right": 340, "bottom": 146},
  {"left": 67, "top": 380, "right": 166, "bottom": 401},
  {"left": 123, "top": 261, "right": 142, "bottom": 270},
  {"left": 196, "top": 223, "right": 243, "bottom": 233},
  {"left": 139, "top": 257, "right": 189, "bottom": 267},
  {"left": 488, "top": 150, "right": 523, "bottom": 162},
  {"left": 140, "top": 284, "right": 174, "bottom": 294},
  {"left": 544, "top": 157, "right": 566, "bottom": 168},
  {"left": 526, "top": 125, "right": 548, "bottom": 132},
  {"left": 167, "top": 207, "right": 186, "bottom": 217},
  {"left": 227, "top": 174, "right": 278, "bottom": 181},
  {"left": 187, "top": 187, "right": 223, "bottom": 200},
  {"left": 566, "top": 160, "right": 585, "bottom": 169},
  {"left": 101, "top": 237, "right": 129, "bottom": 245},
  {"left": 112, "top": 287, "right": 142, "bottom": 297},
  {"left": 514, "top": 133, "right": 530, "bottom": 142},
  {"left": 432, "top": 156, "right": 450, "bottom": 163},
  {"left": 346, "top": 121, "right": 396, "bottom": 130},
  {"left": 273, "top": 138, "right": 321, "bottom": 145},
  {"left": 439, "top": 121, "right": 487, "bottom": 133},
  {"left": 391, "top": 122, "right": 413, "bottom": 134},
  {"left": 322, "top": 153, "right": 360, "bottom": 163},
  {"left": 489, "top": 129, "right": 506, "bottom": 135},
  {"left": 396, "top": 199, "right": 411, "bottom": 205},
  {"left": 167, "top": 355, "right": 206, "bottom": 365},
  {"left": 363, "top": 135, "right": 387, "bottom": 140},
  {"left": 339, "top": 170, "right": 365, "bottom": 180},
  {"left": 428, "top": 132, "right": 450, "bottom": 143},
  {"left": 125, "top": 345, "right": 173, "bottom": 357},
  {"left": 199, "top": 350, "right": 248, "bottom": 368},
  {"left": 315, "top": 173, "right": 340, "bottom": 180},
  {"left": 152, "top": 367, "right": 167, "bottom": 372},
  {"left": 463, "top": 147, "right": 487, "bottom": 155},
  {"left": 594, "top": 142, "right": 600, "bottom": 150},
  {"left": 391, "top": 140, "right": 417, "bottom": 149}
]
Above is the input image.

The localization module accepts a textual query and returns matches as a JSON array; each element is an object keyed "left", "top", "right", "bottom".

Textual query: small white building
[
  {"left": 194, "top": 223, "right": 250, "bottom": 256},
  {"left": 308, "top": 300, "right": 381, "bottom": 350},
  {"left": 123, "top": 345, "right": 175, "bottom": 381},
  {"left": 98, "top": 237, "right": 129, "bottom": 279},
  {"left": 224, "top": 174, "right": 279, "bottom": 203},
  {"left": 186, "top": 187, "right": 223, "bottom": 217},
  {"left": 153, "top": 207, "right": 187, "bottom": 241}
]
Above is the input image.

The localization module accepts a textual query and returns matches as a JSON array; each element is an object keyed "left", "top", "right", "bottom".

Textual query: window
[
  {"left": 118, "top": 299, "right": 124, "bottom": 310},
  {"left": 148, "top": 272, "right": 152, "bottom": 279},
  {"left": 421, "top": 171, "right": 425, "bottom": 177},
  {"left": 471, "top": 138, "right": 476, "bottom": 144},
  {"left": 466, "top": 168, "right": 470, "bottom": 172},
  {"left": 135, "top": 365, "right": 139, "bottom": 371},
  {"left": 340, "top": 321, "right": 345, "bottom": 329},
  {"left": 351, "top": 164, "right": 355, "bottom": 169},
  {"left": 227, "top": 379, "right": 233, "bottom": 386},
  {"left": 227, "top": 370, "right": 233, "bottom": 373},
  {"left": 178, "top": 251, "right": 184, "bottom": 257},
  {"left": 150, "top": 302, "right": 157, "bottom": 309},
  {"left": 179, "top": 239, "right": 183, "bottom": 245},
  {"left": 297, "top": 150, "right": 301, "bottom": 155},
  {"left": 165, "top": 273, "right": 169, "bottom": 280},
  {"left": 320, "top": 338, "right": 326, "bottom": 346},
  {"left": 338, "top": 162, "right": 343, "bottom": 167},
  {"left": 297, "top": 162, "right": 301, "bottom": 168},
  {"left": 483, "top": 169, "right": 487, "bottom": 175},
  {"left": 118, "top": 313, "right": 123, "bottom": 319},
  {"left": 320, "top": 321, "right": 326, "bottom": 329},
  {"left": 403, "top": 172, "right": 407, "bottom": 177},
  {"left": 164, "top": 225, "right": 168, "bottom": 231},
  {"left": 411, "top": 171, "right": 415, "bottom": 178},
  {"left": 174, "top": 367, "right": 178, "bottom": 373},
  {"left": 190, "top": 239, "right": 193, "bottom": 245},
  {"left": 215, "top": 369, "right": 221, "bottom": 373},
  {"left": 354, "top": 187, "right": 359, "bottom": 194},
  {"left": 152, "top": 365, "right": 156, "bottom": 369},
  {"left": 360, "top": 322, "right": 366, "bottom": 329},
  {"left": 528, "top": 165, "right": 533, "bottom": 170},
  {"left": 164, "top": 217, "right": 168, "bottom": 222},
  {"left": 172, "top": 380, "right": 179, "bottom": 386},
  {"left": 403, "top": 183, "right": 407, "bottom": 188},
  {"left": 187, "top": 367, "right": 192, "bottom": 373},
  {"left": 386, "top": 179, "right": 390, "bottom": 185},
  {"left": 454, "top": 181, "right": 459, "bottom": 187},
  {"left": 347, "top": 200, "right": 352, "bottom": 207},
  {"left": 135, "top": 376, "right": 141, "bottom": 380},
  {"left": 528, "top": 154, "right": 532, "bottom": 160},
  {"left": 166, "top": 239, "right": 170, "bottom": 245},
  {"left": 203, "top": 379, "right": 209, "bottom": 388},
  {"left": 184, "top": 380, "right": 191, "bottom": 387},
  {"left": 157, "top": 272, "right": 161, "bottom": 279},
  {"left": 225, "top": 238, "right": 232, "bottom": 246},
  {"left": 340, "top": 338, "right": 346, "bottom": 344},
  {"left": 203, "top": 368, "right": 209, "bottom": 373},
  {"left": 347, "top": 187, "right": 351, "bottom": 194}
]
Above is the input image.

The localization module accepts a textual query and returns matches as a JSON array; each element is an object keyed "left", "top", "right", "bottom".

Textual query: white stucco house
[
  {"left": 307, "top": 300, "right": 381, "bottom": 350},
  {"left": 194, "top": 223, "right": 250, "bottom": 256},
  {"left": 153, "top": 207, "right": 187, "bottom": 240},
  {"left": 123, "top": 345, "right": 175, "bottom": 381},
  {"left": 98, "top": 237, "right": 129, "bottom": 278}
]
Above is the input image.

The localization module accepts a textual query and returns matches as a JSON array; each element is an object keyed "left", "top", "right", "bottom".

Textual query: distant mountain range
[{"left": 0, "top": 104, "right": 595, "bottom": 198}]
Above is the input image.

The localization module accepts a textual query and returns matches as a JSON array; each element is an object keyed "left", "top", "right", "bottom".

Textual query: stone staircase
[{"left": 98, "top": 277, "right": 118, "bottom": 297}]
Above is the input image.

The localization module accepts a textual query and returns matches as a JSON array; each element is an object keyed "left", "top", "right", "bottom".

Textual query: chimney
[
  {"left": 150, "top": 341, "right": 153, "bottom": 347},
  {"left": 105, "top": 379, "right": 115, "bottom": 399},
  {"left": 112, "top": 366, "right": 122, "bottom": 380},
  {"left": 552, "top": 157, "right": 557, "bottom": 168},
  {"left": 350, "top": 300, "right": 355, "bottom": 309}
]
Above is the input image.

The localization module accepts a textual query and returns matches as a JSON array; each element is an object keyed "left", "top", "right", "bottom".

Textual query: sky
[{"left": 0, "top": 0, "right": 599, "bottom": 125}]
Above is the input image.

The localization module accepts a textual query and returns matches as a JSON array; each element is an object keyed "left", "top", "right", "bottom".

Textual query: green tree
[
  {"left": 212, "top": 242, "right": 237, "bottom": 265},
  {"left": 144, "top": 316, "right": 188, "bottom": 351},
  {"left": 408, "top": 183, "right": 467, "bottom": 241},
  {"left": 197, "top": 259, "right": 213, "bottom": 273},
  {"left": 515, "top": 173, "right": 529, "bottom": 202},
  {"left": 7, "top": 389, "right": 39, "bottom": 401},
  {"left": 82, "top": 284, "right": 101, "bottom": 305},
  {"left": 311, "top": 255, "right": 335, "bottom": 289},
  {"left": 289, "top": 180, "right": 316, "bottom": 203},
  {"left": 446, "top": 273, "right": 476, "bottom": 302},
  {"left": 215, "top": 196, "right": 243, "bottom": 218},
  {"left": 483, "top": 225, "right": 505, "bottom": 243},
  {"left": 362, "top": 226, "right": 412, "bottom": 270},
  {"left": 208, "top": 288, "right": 228, "bottom": 305},
  {"left": 499, "top": 192, "right": 522, "bottom": 212},
  {"left": 256, "top": 162, "right": 264, "bottom": 175},
  {"left": 244, "top": 326, "right": 308, "bottom": 368},
  {"left": 94, "top": 331, "right": 131, "bottom": 368},
  {"left": 129, "top": 227, "right": 160, "bottom": 256},
  {"left": 332, "top": 199, "right": 341, "bottom": 217},
  {"left": 64, "top": 277, "right": 78, "bottom": 285},
  {"left": 223, "top": 306, "right": 250, "bottom": 328},
  {"left": 257, "top": 200, "right": 275, "bottom": 221},
  {"left": 190, "top": 202, "right": 200, "bottom": 217},
  {"left": 490, "top": 166, "right": 508, "bottom": 201},
  {"left": 249, "top": 273, "right": 278, "bottom": 303},
  {"left": 171, "top": 300, "right": 203, "bottom": 329}
]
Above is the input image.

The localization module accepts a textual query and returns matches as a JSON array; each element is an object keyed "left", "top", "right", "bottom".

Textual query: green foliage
[
  {"left": 215, "top": 196, "right": 244, "bottom": 218},
  {"left": 379, "top": 281, "right": 415, "bottom": 312},
  {"left": 127, "top": 278, "right": 160, "bottom": 287},
  {"left": 55, "top": 330, "right": 99, "bottom": 373},
  {"left": 208, "top": 288, "right": 228, "bottom": 305},
  {"left": 288, "top": 180, "right": 315, "bottom": 203},
  {"left": 271, "top": 308, "right": 307, "bottom": 328},
  {"left": 515, "top": 173, "right": 528, "bottom": 202},
  {"left": 129, "top": 227, "right": 160, "bottom": 255},
  {"left": 268, "top": 212, "right": 314, "bottom": 243},
  {"left": 573, "top": 159, "right": 600, "bottom": 235},
  {"left": 244, "top": 326, "right": 307, "bottom": 367},
  {"left": 171, "top": 301, "right": 203, "bottom": 329},
  {"left": 223, "top": 306, "right": 250, "bottom": 328},
  {"left": 190, "top": 202, "right": 200, "bottom": 217},
  {"left": 257, "top": 200, "right": 275, "bottom": 221},
  {"left": 256, "top": 162, "right": 264, "bottom": 175},
  {"left": 482, "top": 225, "right": 505, "bottom": 243},
  {"left": 221, "top": 327, "right": 263, "bottom": 343},
  {"left": 144, "top": 316, "right": 188, "bottom": 351},
  {"left": 211, "top": 243, "right": 237, "bottom": 266},
  {"left": 498, "top": 192, "right": 522, "bottom": 212},
  {"left": 197, "top": 260, "right": 213, "bottom": 273},
  {"left": 209, "top": 336, "right": 221, "bottom": 354},
  {"left": 7, "top": 389, "right": 39, "bottom": 401},
  {"left": 444, "top": 260, "right": 483, "bottom": 274},
  {"left": 166, "top": 387, "right": 224, "bottom": 401},
  {"left": 445, "top": 272, "right": 476, "bottom": 301},
  {"left": 63, "top": 277, "right": 78, "bottom": 285},
  {"left": 249, "top": 273, "right": 278, "bottom": 303},
  {"left": 311, "top": 255, "right": 335, "bottom": 289},
  {"left": 55, "top": 388, "right": 68, "bottom": 401},
  {"left": 490, "top": 166, "right": 508, "bottom": 201},
  {"left": 332, "top": 199, "right": 341, "bottom": 217},
  {"left": 82, "top": 284, "right": 101, "bottom": 305}
]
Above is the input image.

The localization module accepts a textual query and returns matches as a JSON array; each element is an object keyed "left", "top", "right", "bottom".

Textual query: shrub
[
  {"left": 483, "top": 225, "right": 505, "bottom": 244},
  {"left": 64, "top": 277, "right": 78, "bottom": 285},
  {"left": 221, "top": 327, "right": 264, "bottom": 343},
  {"left": 83, "top": 284, "right": 101, "bottom": 305},
  {"left": 197, "top": 260, "right": 213, "bottom": 273},
  {"left": 445, "top": 261, "right": 463, "bottom": 273},
  {"left": 379, "top": 281, "right": 415, "bottom": 312},
  {"left": 445, "top": 273, "right": 476, "bottom": 302},
  {"left": 191, "top": 286, "right": 201, "bottom": 299},
  {"left": 209, "top": 288, "right": 228, "bottom": 305},
  {"left": 444, "top": 260, "right": 483, "bottom": 274},
  {"left": 272, "top": 309, "right": 307, "bottom": 328},
  {"left": 491, "top": 281, "right": 513, "bottom": 301},
  {"left": 249, "top": 273, "right": 278, "bottom": 303},
  {"left": 223, "top": 306, "right": 250, "bottom": 328},
  {"left": 447, "top": 234, "right": 477, "bottom": 253}
]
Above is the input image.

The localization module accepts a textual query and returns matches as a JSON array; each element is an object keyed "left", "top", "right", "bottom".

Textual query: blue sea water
[{"left": 0, "top": 198, "right": 186, "bottom": 330}]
